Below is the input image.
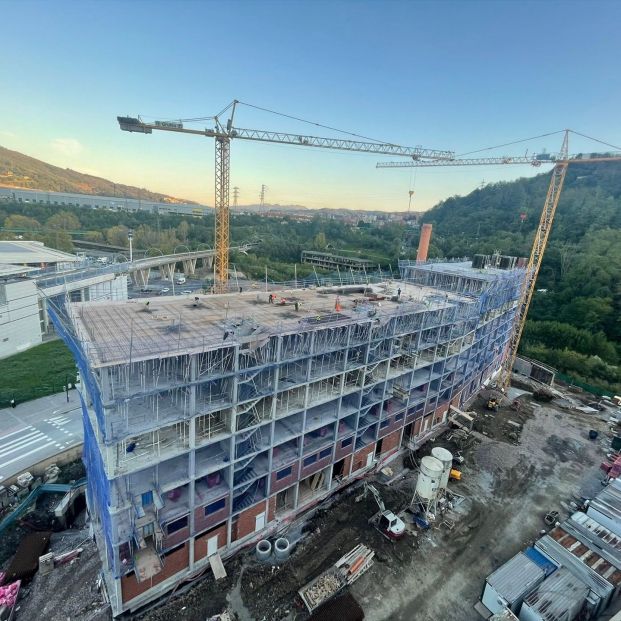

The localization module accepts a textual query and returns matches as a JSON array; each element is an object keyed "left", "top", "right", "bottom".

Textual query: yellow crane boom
[{"left": 118, "top": 101, "right": 454, "bottom": 292}]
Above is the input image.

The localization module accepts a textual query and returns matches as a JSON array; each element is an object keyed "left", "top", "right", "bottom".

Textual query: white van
[{"left": 175, "top": 275, "right": 186, "bottom": 285}]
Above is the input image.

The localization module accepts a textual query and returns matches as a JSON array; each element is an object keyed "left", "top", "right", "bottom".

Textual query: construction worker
[
  {"left": 268, "top": 293, "right": 273, "bottom": 304},
  {"left": 295, "top": 301, "right": 299, "bottom": 312},
  {"left": 397, "top": 287, "right": 401, "bottom": 299}
]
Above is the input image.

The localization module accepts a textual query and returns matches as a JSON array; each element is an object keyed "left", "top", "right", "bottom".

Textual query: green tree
[
  {"left": 105, "top": 225, "right": 129, "bottom": 247},
  {"left": 4, "top": 214, "right": 42, "bottom": 231},
  {"left": 46, "top": 210, "right": 80, "bottom": 231},
  {"left": 177, "top": 220, "right": 190, "bottom": 242},
  {"left": 84, "top": 230, "right": 105, "bottom": 243},
  {"left": 313, "top": 231, "right": 327, "bottom": 250}
]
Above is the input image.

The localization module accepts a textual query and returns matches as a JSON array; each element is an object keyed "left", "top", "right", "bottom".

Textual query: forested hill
[
  {"left": 423, "top": 161, "right": 621, "bottom": 394},
  {"left": 0, "top": 146, "right": 194, "bottom": 204}
]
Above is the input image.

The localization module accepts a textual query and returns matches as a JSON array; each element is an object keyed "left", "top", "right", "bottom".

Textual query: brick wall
[
  {"left": 379, "top": 429, "right": 401, "bottom": 456},
  {"left": 162, "top": 523, "right": 190, "bottom": 550},
  {"left": 334, "top": 436, "right": 355, "bottom": 461},
  {"left": 422, "top": 414, "right": 433, "bottom": 433},
  {"left": 300, "top": 454, "right": 332, "bottom": 479},
  {"left": 231, "top": 500, "right": 268, "bottom": 542},
  {"left": 352, "top": 444, "right": 375, "bottom": 472},
  {"left": 413, "top": 417, "right": 422, "bottom": 435},
  {"left": 270, "top": 461, "right": 299, "bottom": 494},
  {"left": 121, "top": 542, "right": 189, "bottom": 604},
  {"left": 341, "top": 454, "right": 353, "bottom": 478},
  {"left": 267, "top": 495, "right": 277, "bottom": 522},
  {"left": 378, "top": 414, "right": 403, "bottom": 439},
  {"left": 194, "top": 494, "right": 229, "bottom": 533},
  {"left": 194, "top": 522, "right": 227, "bottom": 562},
  {"left": 434, "top": 403, "right": 448, "bottom": 426}
]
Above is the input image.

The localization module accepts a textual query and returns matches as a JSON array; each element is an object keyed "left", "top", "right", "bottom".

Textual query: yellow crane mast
[
  {"left": 377, "top": 130, "right": 621, "bottom": 390},
  {"left": 117, "top": 101, "right": 454, "bottom": 292}
]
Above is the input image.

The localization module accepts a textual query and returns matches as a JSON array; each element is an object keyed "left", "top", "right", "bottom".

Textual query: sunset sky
[{"left": 1, "top": 0, "right": 619, "bottom": 211}]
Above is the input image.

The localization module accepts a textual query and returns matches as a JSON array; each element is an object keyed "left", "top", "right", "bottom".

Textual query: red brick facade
[
  {"left": 341, "top": 454, "right": 353, "bottom": 477},
  {"left": 352, "top": 444, "right": 375, "bottom": 472},
  {"left": 162, "top": 523, "right": 190, "bottom": 550},
  {"left": 231, "top": 501, "right": 268, "bottom": 542},
  {"left": 271, "top": 461, "right": 300, "bottom": 494},
  {"left": 334, "top": 436, "right": 355, "bottom": 461},
  {"left": 194, "top": 495, "right": 229, "bottom": 533},
  {"left": 413, "top": 417, "right": 422, "bottom": 435},
  {"left": 379, "top": 429, "right": 401, "bottom": 456},
  {"left": 194, "top": 523, "right": 227, "bottom": 562},
  {"left": 300, "top": 454, "right": 332, "bottom": 479},
  {"left": 434, "top": 404, "right": 448, "bottom": 426},
  {"left": 267, "top": 495, "right": 277, "bottom": 522},
  {"left": 121, "top": 542, "right": 189, "bottom": 604}
]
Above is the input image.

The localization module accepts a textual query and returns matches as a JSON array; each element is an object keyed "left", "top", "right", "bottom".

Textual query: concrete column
[{"left": 188, "top": 356, "right": 196, "bottom": 571}]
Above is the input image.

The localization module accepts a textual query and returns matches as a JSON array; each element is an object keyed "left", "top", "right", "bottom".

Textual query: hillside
[
  {"left": 0, "top": 145, "right": 195, "bottom": 204},
  {"left": 422, "top": 160, "right": 621, "bottom": 394}
]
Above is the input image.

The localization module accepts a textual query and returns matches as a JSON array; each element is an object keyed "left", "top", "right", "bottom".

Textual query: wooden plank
[{"left": 209, "top": 553, "right": 227, "bottom": 580}]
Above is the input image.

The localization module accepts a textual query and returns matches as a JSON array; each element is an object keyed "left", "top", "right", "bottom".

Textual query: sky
[{"left": 1, "top": 0, "right": 620, "bottom": 212}]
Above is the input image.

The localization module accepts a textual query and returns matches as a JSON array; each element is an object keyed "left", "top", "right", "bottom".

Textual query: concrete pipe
[
  {"left": 274, "top": 537, "right": 291, "bottom": 561},
  {"left": 256, "top": 539, "right": 272, "bottom": 562}
]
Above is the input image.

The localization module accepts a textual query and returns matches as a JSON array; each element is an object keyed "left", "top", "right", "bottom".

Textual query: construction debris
[{"left": 298, "top": 544, "right": 374, "bottom": 613}]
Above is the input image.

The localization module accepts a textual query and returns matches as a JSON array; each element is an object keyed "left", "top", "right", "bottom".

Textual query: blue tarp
[{"left": 524, "top": 546, "right": 558, "bottom": 577}]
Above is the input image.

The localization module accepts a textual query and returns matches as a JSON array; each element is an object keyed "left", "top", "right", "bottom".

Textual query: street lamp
[{"left": 128, "top": 229, "right": 134, "bottom": 262}]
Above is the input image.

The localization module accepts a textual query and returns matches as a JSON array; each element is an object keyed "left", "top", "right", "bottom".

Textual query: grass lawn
[{"left": 0, "top": 340, "right": 77, "bottom": 407}]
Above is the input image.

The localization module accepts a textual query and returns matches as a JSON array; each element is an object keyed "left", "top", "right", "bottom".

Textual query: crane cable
[
  {"left": 568, "top": 130, "right": 621, "bottom": 152},
  {"left": 236, "top": 100, "right": 400, "bottom": 145},
  {"left": 456, "top": 130, "right": 566, "bottom": 157},
  {"left": 457, "top": 129, "right": 621, "bottom": 158}
]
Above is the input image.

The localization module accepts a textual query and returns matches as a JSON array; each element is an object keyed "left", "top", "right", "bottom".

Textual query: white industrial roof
[
  {"left": 0, "top": 263, "right": 40, "bottom": 278},
  {"left": 522, "top": 567, "right": 588, "bottom": 621},
  {"left": 486, "top": 552, "right": 545, "bottom": 604},
  {"left": 0, "top": 240, "right": 79, "bottom": 265}
]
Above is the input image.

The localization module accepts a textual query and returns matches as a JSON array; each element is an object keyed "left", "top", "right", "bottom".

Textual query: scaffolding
[{"left": 48, "top": 259, "right": 525, "bottom": 616}]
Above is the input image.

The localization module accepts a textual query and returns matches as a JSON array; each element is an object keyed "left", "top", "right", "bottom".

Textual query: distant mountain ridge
[
  {"left": 0, "top": 145, "right": 196, "bottom": 204},
  {"left": 0, "top": 145, "right": 419, "bottom": 217}
]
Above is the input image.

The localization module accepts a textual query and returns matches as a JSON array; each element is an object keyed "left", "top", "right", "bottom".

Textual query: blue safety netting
[
  {"left": 48, "top": 304, "right": 107, "bottom": 439},
  {"left": 80, "top": 390, "right": 115, "bottom": 572},
  {"left": 48, "top": 302, "right": 116, "bottom": 572}
]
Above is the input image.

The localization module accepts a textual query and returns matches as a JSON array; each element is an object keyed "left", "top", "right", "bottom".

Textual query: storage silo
[
  {"left": 431, "top": 447, "right": 453, "bottom": 490},
  {"left": 415, "top": 456, "right": 444, "bottom": 503}
]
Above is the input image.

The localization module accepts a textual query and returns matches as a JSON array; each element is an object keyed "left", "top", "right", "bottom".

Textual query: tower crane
[
  {"left": 117, "top": 100, "right": 454, "bottom": 292},
  {"left": 376, "top": 130, "right": 621, "bottom": 390}
]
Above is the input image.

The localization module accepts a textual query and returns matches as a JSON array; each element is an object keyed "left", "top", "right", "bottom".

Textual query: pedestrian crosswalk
[
  {"left": 0, "top": 426, "right": 56, "bottom": 479},
  {"left": 0, "top": 410, "right": 82, "bottom": 482}
]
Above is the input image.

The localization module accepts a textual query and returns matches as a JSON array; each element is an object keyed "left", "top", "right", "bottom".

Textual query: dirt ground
[
  {"left": 135, "top": 388, "right": 613, "bottom": 621},
  {"left": 8, "top": 390, "right": 613, "bottom": 621},
  {"left": 351, "top": 393, "right": 609, "bottom": 621},
  {"left": 13, "top": 519, "right": 110, "bottom": 621}
]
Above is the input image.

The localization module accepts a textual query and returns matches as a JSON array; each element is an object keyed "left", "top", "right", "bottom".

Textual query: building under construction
[{"left": 50, "top": 258, "right": 524, "bottom": 616}]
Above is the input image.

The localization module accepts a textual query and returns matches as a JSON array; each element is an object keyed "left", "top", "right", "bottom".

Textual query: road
[{"left": 0, "top": 391, "right": 83, "bottom": 483}]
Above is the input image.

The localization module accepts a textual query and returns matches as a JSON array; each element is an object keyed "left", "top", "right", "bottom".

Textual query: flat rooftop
[
  {"left": 0, "top": 263, "right": 40, "bottom": 278},
  {"left": 68, "top": 281, "right": 472, "bottom": 368},
  {"left": 403, "top": 260, "right": 524, "bottom": 282},
  {"left": 0, "top": 240, "right": 79, "bottom": 265}
]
